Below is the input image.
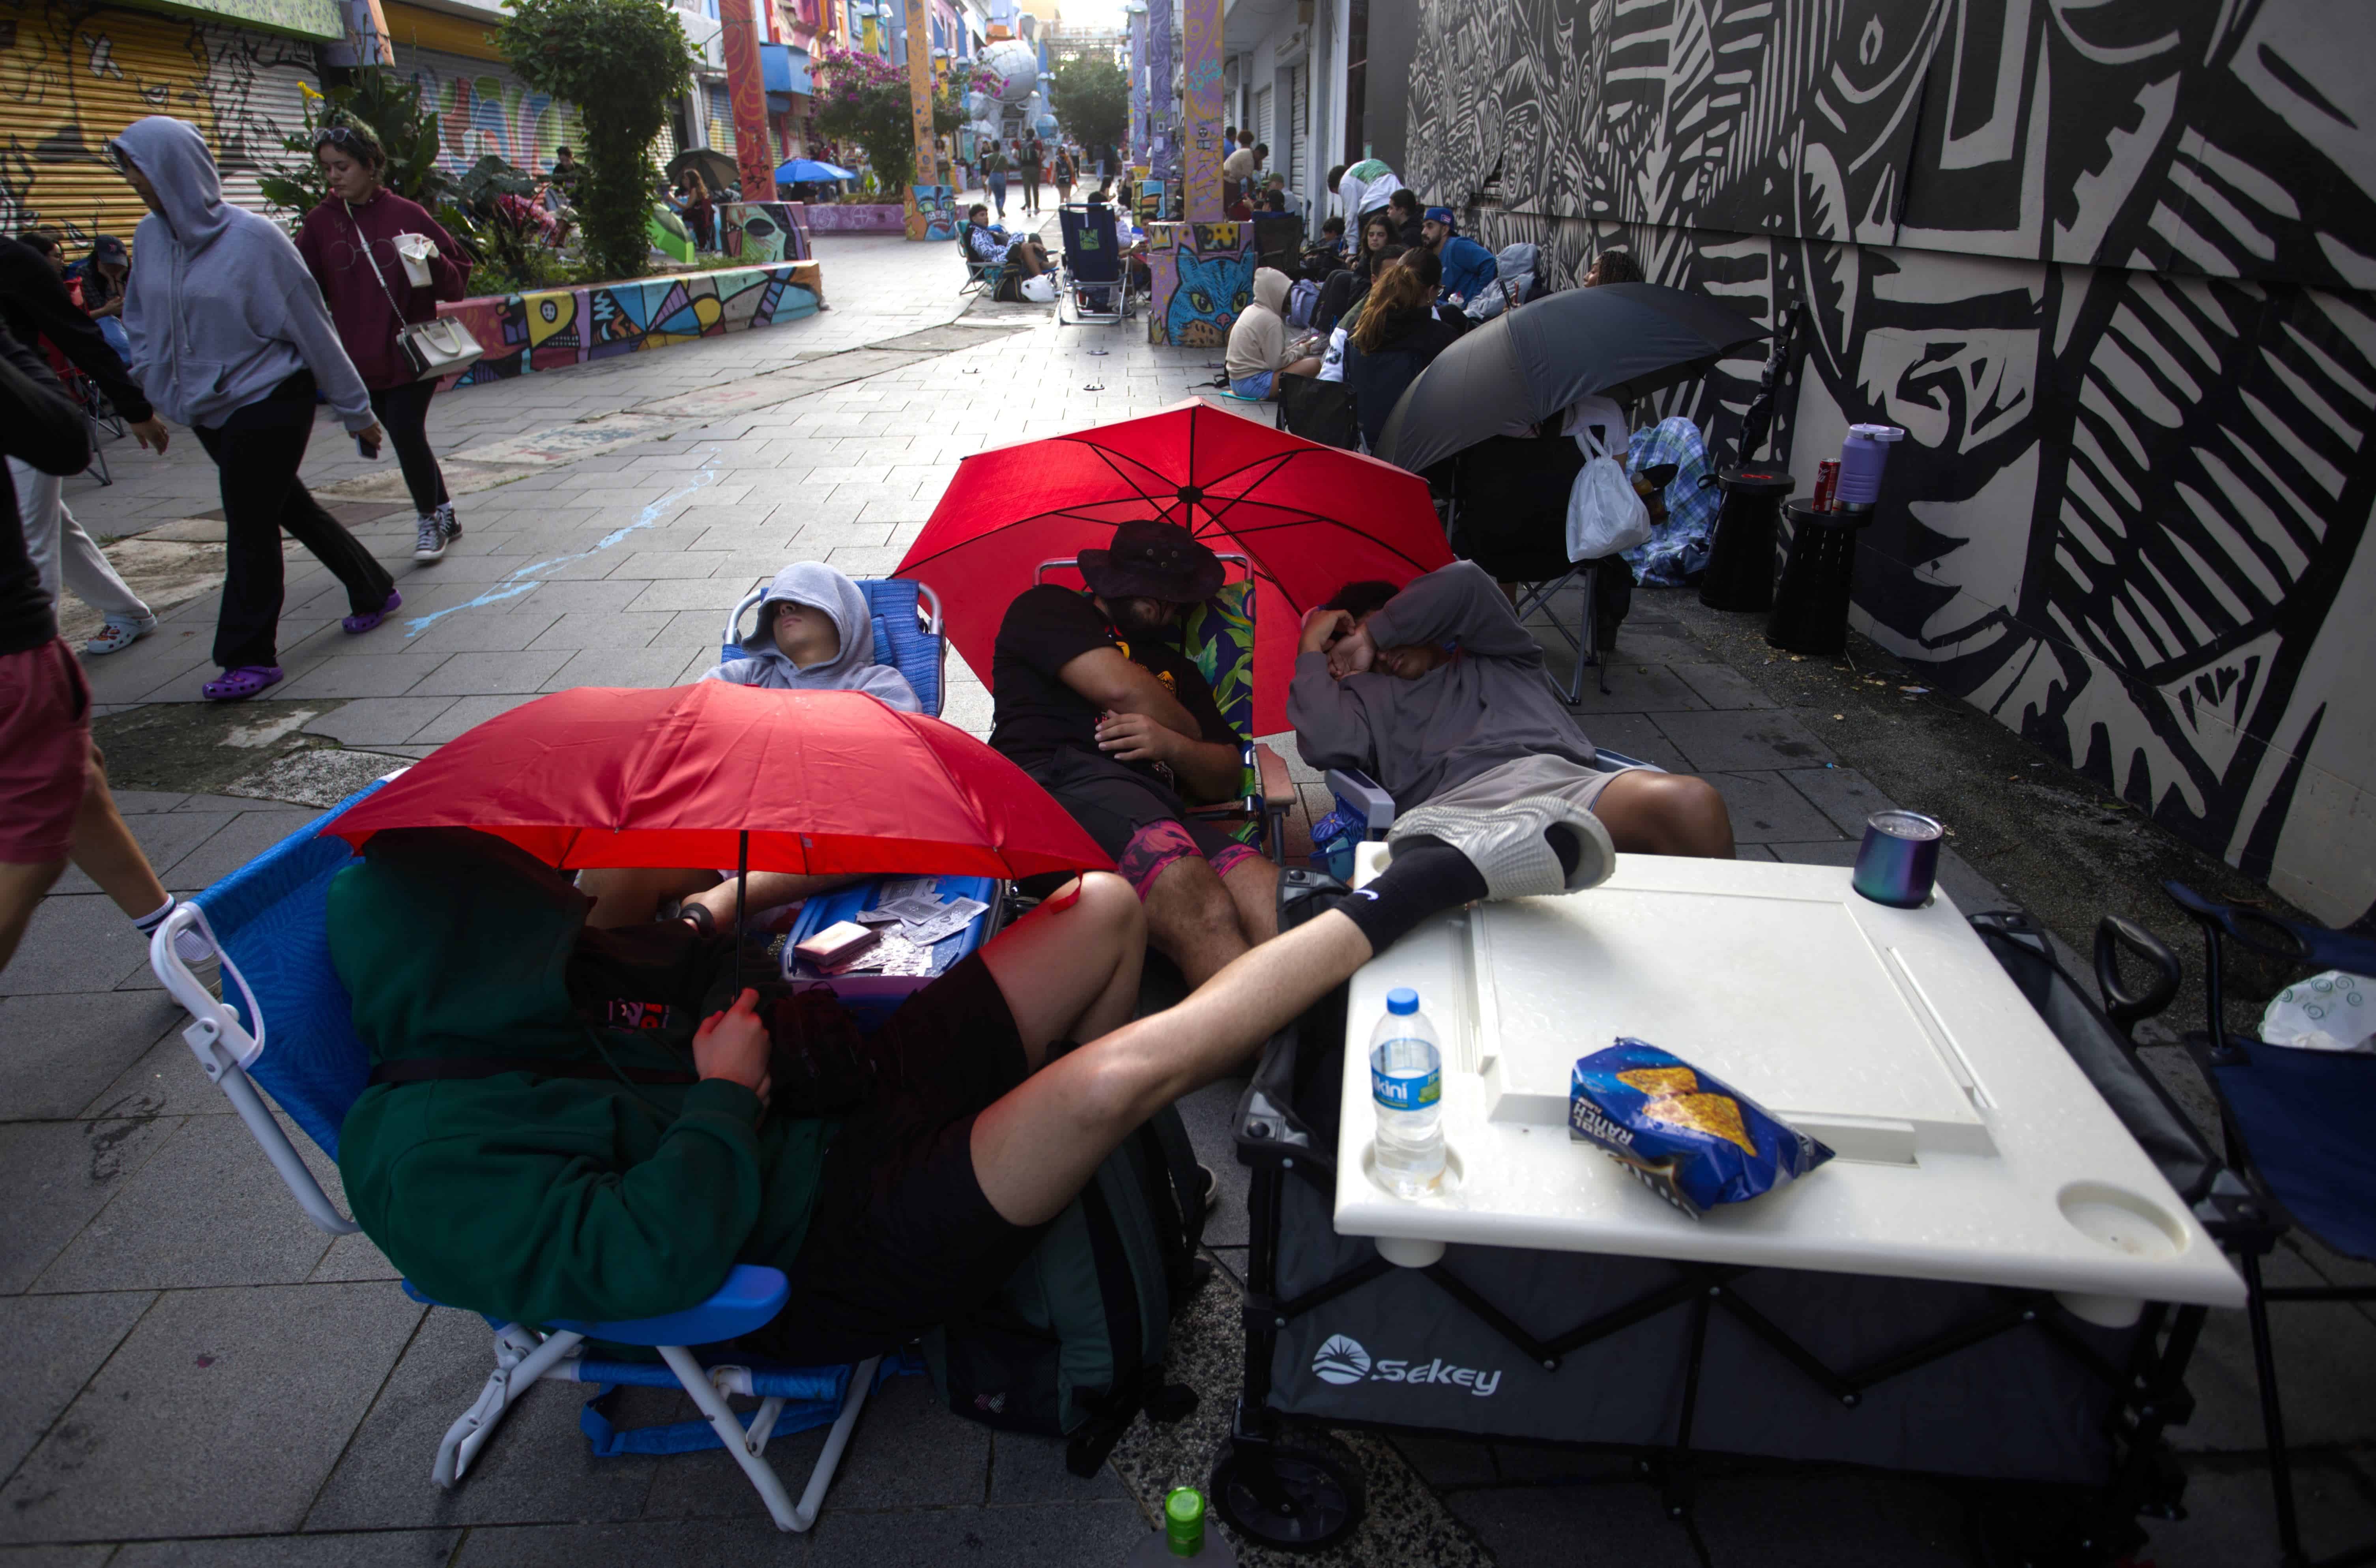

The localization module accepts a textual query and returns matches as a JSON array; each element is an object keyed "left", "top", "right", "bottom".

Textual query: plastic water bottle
[
  {"left": 1370, "top": 988, "right": 1444, "bottom": 1197},
  {"left": 1121, "top": 1487, "right": 1237, "bottom": 1562}
]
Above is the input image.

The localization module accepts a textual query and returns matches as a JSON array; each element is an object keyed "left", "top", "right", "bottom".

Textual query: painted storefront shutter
[
  {"left": 399, "top": 46, "right": 586, "bottom": 178},
  {"left": 707, "top": 84, "right": 736, "bottom": 155},
  {"left": 8, "top": 2, "right": 321, "bottom": 245}
]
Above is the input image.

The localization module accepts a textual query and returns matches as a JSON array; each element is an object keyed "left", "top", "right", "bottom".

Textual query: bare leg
[
  {"left": 1592, "top": 770, "right": 1735, "bottom": 858},
  {"left": 682, "top": 871, "right": 857, "bottom": 926},
  {"left": 1272, "top": 355, "right": 1325, "bottom": 394},
  {"left": 580, "top": 865, "right": 721, "bottom": 927},
  {"left": 971, "top": 909, "right": 1372, "bottom": 1224},
  {"left": 0, "top": 859, "right": 68, "bottom": 974},
  {"left": 977, "top": 871, "right": 1146, "bottom": 1063},
  {"left": 68, "top": 748, "right": 168, "bottom": 918},
  {"left": 1141, "top": 853, "right": 1251, "bottom": 987},
  {"left": 1220, "top": 853, "right": 1280, "bottom": 944}
]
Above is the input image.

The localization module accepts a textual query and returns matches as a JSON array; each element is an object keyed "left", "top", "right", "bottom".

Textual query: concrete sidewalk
[{"left": 5, "top": 225, "right": 2372, "bottom": 1566}]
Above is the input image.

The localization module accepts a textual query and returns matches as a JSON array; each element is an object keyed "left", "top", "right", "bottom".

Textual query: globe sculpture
[{"left": 978, "top": 37, "right": 1039, "bottom": 105}]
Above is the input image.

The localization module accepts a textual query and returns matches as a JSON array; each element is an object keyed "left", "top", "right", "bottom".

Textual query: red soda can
[{"left": 1814, "top": 459, "right": 1841, "bottom": 512}]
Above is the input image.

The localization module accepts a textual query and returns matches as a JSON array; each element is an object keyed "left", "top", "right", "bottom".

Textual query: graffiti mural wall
[
  {"left": 436, "top": 261, "right": 824, "bottom": 388},
  {"left": 1148, "top": 221, "right": 1255, "bottom": 346},
  {"left": 717, "top": 200, "right": 814, "bottom": 262},
  {"left": 1, "top": 2, "right": 322, "bottom": 243},
  {"left": 1404, "top": 0, "right": 2376, "bottom": 925},
  {"left": 396, "top": 49, "right": 582, "bottom": 178}
]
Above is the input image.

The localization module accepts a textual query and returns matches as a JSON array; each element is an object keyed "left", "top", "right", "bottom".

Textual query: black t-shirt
[{"left": 989, "top": 586, "right": 1242, "bottom": 781}]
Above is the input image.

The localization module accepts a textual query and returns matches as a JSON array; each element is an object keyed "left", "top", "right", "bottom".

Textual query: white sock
[{"left": 132, "top": 895, "right": 214, "bottom": 963}]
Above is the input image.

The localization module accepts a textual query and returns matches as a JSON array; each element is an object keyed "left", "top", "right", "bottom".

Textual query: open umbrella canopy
[
  {"left": 1376, "top": 283, "right": 1767, "bottom": 475},
  {"left": 666, "top": 147, "right": 740, "bottom": 194},
  {"left": 894, "top": 400, "right": 1454, "bottom": 736},
  {"left": 776, "top": 157, "right": 857, "bottom": 184},
  {"left": 324, "top": 684, "right": 1111, "bottom": 880}
]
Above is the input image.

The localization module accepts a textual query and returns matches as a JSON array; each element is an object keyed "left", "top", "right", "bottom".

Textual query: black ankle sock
[
  {"left": 1338, "top": 836, "right": 1489, "bottom": 954},
  {"left": 1546, "top": 824, "right": 1583, "bottom": 879}
]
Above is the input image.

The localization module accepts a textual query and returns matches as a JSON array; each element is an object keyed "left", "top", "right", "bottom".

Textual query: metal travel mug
[{"left": 1852, "top": 810, "right": 1942, "bottom": 908}]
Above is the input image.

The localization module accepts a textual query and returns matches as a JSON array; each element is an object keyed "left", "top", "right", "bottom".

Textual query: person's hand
[
  {"left": 1327, "top": 622, "right": 1377, "bottom": 680},
  {"left": 355, "top": 421, "right": 384, "bottom": 458},
  {"left": 130, "top": 416, "right": 169, "bottom": 454},
  {"left": 1095, "top": 709, "right": 1179, "bottom": 765},
  {"left": 694, "top": 987, "right": 773, "bottom": 1109},
  {"left": 1300, "top": 607, "right": 1354, "bottom": 656}
]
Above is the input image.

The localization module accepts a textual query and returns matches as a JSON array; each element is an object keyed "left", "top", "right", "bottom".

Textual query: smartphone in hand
[{"left": 356, "top": 433, "right": 381, "bottom": 459}]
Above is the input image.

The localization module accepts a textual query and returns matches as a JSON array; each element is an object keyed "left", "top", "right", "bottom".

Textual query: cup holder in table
[{"left": 2056, "top": 1181, "right": 2187, "bottom": 1259}]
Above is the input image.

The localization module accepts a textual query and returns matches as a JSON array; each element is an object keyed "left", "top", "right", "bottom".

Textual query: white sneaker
[
  {"left": 84, "top": 613, "right": 158, "bottom": 655},
  {"left": 1386, "top": 796, "right": 1616, "bottom": 900}
]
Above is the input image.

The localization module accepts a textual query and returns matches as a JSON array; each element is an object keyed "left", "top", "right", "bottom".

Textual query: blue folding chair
[
  {"left": 1056, "top": 203, "right": 1128, "bottom": 327},
  {"left": 721, "top": 576, "right": 947, "bottom": 717},
  {"left": 147, "top": 781, "right": 891, "bottom": 1532},
  {"left": 2164, "top": 882, "right": 2376, "bottom": 1568}
]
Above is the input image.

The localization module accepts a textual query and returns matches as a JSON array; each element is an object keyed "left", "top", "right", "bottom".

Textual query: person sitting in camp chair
[
  {"left": 329, "top": 797, "right": 1594, "bottom": 1362},
  {"left": 988, "top": 520, "right": 1279, "bottom": 987},
  {"left": 578, "top": 562, "right": 918, "bottom": 929},
  {"left": 1290, "top": 563, "right": 1736, "bottom": 858},
  {"left": 961, "top": 205, "right": 1051, "bottom": 298},
  {"left": 1224, "top": 267, "right": 1325, "bottom": 401}
]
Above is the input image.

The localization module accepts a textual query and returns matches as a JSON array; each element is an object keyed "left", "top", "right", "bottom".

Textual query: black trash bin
[
  {"left": 1766, "top": 499, "right": 1872, "bottom": 655},
  {"left": 1699, "top": 465, "right": 1794, "bottom": 611}
]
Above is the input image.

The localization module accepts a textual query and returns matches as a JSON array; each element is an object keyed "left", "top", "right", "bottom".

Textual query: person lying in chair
[
  {"left": 988, "top": 520, "right": 1278, "bottom": 986},
  {"left": 330, "top": 802, "right": 1596, "bottom": 1358},
  {"left": 1290, "top": 563, "right": 1736, "bottom": 858},
  {"left": 578, "top": 561, "right": 917, "bottom": 929},
  {"left": 962, "top": 204, "right": 1051, "bottom": 295}
]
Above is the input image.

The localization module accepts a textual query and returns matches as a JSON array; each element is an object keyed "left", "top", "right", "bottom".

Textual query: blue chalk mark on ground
[{"left": 402, "top": 460, "right": 723, "bottom": 639}]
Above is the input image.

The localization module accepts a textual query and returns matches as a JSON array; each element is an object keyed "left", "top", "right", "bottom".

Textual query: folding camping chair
[
  {"left": 1057, "top": 203, "right": 1128, "bottom": 327},
  {"left": 64, "top": 364, "right": 120, "bottom": 487},
  {"left": 146, "top": 782, "right": 891, "bottom": 1532},
  {"left": 1444, "top": 432, "right": 1621, "bottom": 699},
  {"left": 2163, "top": 882, "right": 2376, "bottom": 1568},
  {"left": 956, "top": 222, "right": 1005, "bottom": 299},
  {"left": 1035, "top": 555, "right": 1297, "bottom": 861},
  {"left": 721, "top": 576, "right": 949, "bottom": 717}
]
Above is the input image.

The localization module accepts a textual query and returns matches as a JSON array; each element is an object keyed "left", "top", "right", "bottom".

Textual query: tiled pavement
[{"left": 6, "top": 224, "right": 2373, "bottom": 1566}]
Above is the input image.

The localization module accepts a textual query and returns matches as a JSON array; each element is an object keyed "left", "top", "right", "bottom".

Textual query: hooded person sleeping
[{"left": 576, "top": 562, "right": 922, "bottom": 928}]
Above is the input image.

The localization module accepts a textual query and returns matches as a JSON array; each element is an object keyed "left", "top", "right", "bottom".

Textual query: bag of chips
[{"left": 1569, "top": 1039, "right": 1834, "bottom": 1218}]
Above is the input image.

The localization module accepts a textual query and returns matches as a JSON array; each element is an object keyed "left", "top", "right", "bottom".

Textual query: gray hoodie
[
  {"left": 703, "top": 561, "right": 922, "bottom": 711},
  {"left": 1288, "top": 561, "right": 1595, "bottom": 806},
  {"left": 114, "top": 116, "right": 374, "bottom": 433},
  {"left": 1466, "top": 243, "right": 1540, "bottom": 321}
]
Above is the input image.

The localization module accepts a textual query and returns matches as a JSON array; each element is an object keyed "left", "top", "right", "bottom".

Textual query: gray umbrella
[{"left": 1375, "top": 283, "right": 1767, "bottom": 473}]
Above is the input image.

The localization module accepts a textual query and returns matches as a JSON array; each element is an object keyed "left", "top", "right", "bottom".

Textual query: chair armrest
[
  {"left": 550, "top": 1264, "right": 791, "bottom": 1348},
  {"left": 1254, "top": 742, "right": 1296, "bottom": 811},
  {"left": 1324, "top": 768, "right": 1396, "bottom": 834}
]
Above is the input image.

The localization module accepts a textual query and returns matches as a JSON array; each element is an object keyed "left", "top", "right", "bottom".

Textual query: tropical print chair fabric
[{"left": 1177, "top": 583, "right": 1262, "bottom": 843}]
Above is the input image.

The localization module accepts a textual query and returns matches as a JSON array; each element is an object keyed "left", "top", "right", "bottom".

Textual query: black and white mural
[{"left": 1406, "top": 0, "right": 2376, "bottom": 925}]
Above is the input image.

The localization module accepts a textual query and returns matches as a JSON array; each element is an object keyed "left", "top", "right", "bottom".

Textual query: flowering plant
[{"left": 811, "top": 45, "right": 977, "bottom": 189}]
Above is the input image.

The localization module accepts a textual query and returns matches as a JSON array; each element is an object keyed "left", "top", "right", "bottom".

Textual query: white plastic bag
[
  {"left": 2261, "top": 971, "right": 2375, "bottom": 1053},
  {"left": 1565, "top": 411, "right": 1651, "bottom": 562},
  {"left": 1020, "top": 273, "right": 1058, "bottom": 303}
]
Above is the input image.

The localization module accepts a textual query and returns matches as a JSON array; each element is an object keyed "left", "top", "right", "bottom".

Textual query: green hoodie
[{"left": 329, "top": 835, "right": 833, "bottom": 1327}]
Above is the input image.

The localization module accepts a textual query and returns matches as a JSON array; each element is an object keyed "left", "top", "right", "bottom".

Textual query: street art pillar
[
  {"left": 1148, "top": 0, "right": 1174, "bottom": 187},
  {"left": 905, "top": 0, "right": 939, "bottom": 239},
  {"left": 1181, "top": 0, "right": 1220, "bottom": 219},
  {"left": 720, "top": 0, "right": 779, "bottom": 201},
  {"left": 1127, "top": 3, "right": 1149, "bottom": 164}
]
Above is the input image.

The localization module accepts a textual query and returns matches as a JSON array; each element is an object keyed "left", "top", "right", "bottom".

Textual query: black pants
[
  {"left": 368, "top": 379, "right": 449, "bottom": 518},
  {"left": 1021, "top": 172, "right": 1040, "bottom": 211},
  {"left": 194, "top": 396, "right": 395, "bottom": 670}
]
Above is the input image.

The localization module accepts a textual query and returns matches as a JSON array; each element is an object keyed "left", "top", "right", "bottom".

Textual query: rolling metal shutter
[
  {"left": 10, "top": 3, "right": 321, "bottom": 245},
  {"left": 1255, "top": 84, "right": 1272, "bottom": 156},
  {"left": 1289, "top": 62, "right": 1307, "bottom": 195},
  {"left": 398, "top": 46, "right": 589, "bottom": 178}
]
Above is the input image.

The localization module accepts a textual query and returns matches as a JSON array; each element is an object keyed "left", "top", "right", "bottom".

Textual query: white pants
[{"left": 7, "top": 456, "right": 150, "bottom": 625}]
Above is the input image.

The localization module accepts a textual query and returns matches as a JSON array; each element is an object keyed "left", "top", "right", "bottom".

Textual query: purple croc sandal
[
  {"left": 203, "top": 665, "right": 283, "bottom": 702},
  {"left": 343, "top": 589, "right": 402, "bottom": 635}
]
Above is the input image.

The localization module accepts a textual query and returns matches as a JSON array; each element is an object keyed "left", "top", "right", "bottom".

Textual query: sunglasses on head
[{"left": 314, "top": 126, "right": 377, "bottom": 157}]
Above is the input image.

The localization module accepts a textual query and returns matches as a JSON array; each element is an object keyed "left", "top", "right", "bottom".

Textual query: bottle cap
[
  {"left": 1164, "top": 1487, "right": 1205, "bottom": 1554},
  {"left": 1386, "top": 987, "right": 1418, "bottom": 1015}
]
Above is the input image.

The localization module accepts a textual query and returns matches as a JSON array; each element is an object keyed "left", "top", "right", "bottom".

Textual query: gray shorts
[{"left": 1422, "top": 754, "right": 1630, "bottom": 817}]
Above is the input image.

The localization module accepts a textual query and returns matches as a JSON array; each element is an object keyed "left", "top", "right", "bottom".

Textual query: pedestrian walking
[
  {"left": 0, "top": 234, "right": 165, "bottom": 654},
  {"left": 297, "top": 121, "right": 473, "bottom": 566},
  {"left": 982, "top": 140, "right": 1010, "bottom": 220},
  {"left": 111, "top": 116, "right": 398, "bottom": 703},
  {"left": 1022, "top": 131, "right": 1044, "bottom": 214},
  {"left": 1054, "top": 143, "right": 1077, "bottom": 206}
]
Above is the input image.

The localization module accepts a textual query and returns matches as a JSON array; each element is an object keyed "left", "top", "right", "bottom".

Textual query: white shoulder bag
[{"left": 348, "top": 202, "right": 485, "bottom": 382}]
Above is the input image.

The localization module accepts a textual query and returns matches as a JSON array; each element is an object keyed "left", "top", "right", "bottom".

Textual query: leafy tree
[
  {"left": 500, "top": 0, "right": 695, "bottom": 280},
  {"left": 1049, "top": 54, "right": 1127, "bottom": 157},
  {"left": 812, "top": 47, "right": 977, "bottom": 196},
  {"left": 258, "top": 73, "right": 450, "bottom": 217}
]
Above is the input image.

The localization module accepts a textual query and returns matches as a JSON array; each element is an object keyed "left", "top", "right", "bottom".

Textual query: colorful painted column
[
  {"left": 1181, "top": 0, "right": 1220, "bottom": 219},
  {"left": 1127, "top": 2, "right": 1149, "bottom": 163},
  {"left": 720, "top": 0, "right": 779, "bottom": 201},
  {"left": 1148, "top": 0, "right": 1173, "bottom": 187},
  {"left": 905, "top": 0, "right": 935, "bottom": 238}
]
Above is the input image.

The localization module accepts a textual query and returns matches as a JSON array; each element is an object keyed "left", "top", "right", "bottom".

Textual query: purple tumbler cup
[{"left": 1851, "top": 810, "right": 1942, "bottom": 908}]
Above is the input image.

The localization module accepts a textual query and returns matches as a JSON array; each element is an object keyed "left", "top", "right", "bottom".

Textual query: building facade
[{"left": 1400, "top": 0, "right": 2375, "bottom": 925}]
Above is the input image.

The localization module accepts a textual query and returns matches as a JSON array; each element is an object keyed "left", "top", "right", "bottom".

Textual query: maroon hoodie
[{"left": 296, "top": 189, "right": 470, "bottom": 390}]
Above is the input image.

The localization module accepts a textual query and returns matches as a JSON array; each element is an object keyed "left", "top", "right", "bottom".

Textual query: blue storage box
[{"left": 784, "top": 876, "right": 1005, "bottom": 1028}]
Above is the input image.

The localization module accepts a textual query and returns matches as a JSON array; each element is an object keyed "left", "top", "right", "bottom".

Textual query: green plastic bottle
[{"left": 1122, "top": 1487, "right": 1237, "bottom": 1564}]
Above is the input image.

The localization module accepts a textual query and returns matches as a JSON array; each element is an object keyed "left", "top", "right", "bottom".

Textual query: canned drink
[
  {"left": 1813, "top": 459, "right": 1841, "bottom": 512},
  {"left": 1851, "top": 810, "right": 1943, "bottom": 908}
]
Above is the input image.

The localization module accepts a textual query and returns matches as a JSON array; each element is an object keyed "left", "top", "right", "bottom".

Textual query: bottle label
[{"left": 1372, "top": 1065, "right": 1441, "bottom": 1111}]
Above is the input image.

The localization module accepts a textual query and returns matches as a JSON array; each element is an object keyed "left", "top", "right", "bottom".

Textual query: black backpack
[{"left": 924, "top": 1103, "right": 1209, "bottom": 1475}]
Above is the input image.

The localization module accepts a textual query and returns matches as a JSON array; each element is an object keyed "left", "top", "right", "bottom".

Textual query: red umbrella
[
  {"left": 894, "top": 400, "right": 1454, "bottom": 736},
  {"left": 324, "top": 683, "right": 1113, "bottom": 879}
]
